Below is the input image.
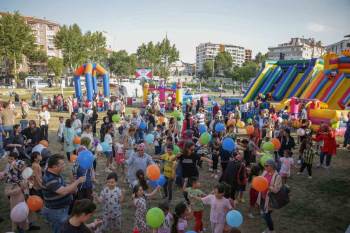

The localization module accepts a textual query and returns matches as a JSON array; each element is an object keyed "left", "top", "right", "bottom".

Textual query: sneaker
[
  {"left": 316, "top": 164, "right": 322, "bottom": 168},
  {"left": 248, "top": 213, "right": 255, "bottom": 219},
  {"left": 297, "top": 160, "right": 301, "bottom": 164},
  {"left": 28, "top": 225, "right": 41, "bottom": 231},
  {"left": 262, "top": 229, "right": 270, "bottom": 233},
  {"left": 214, "top": 174, "right": 218, "bottom": 179},
  {"left": 297, "top": 172, "right": 301, "bottom": 175},
  {"left": 308, "top": 176, "right": 312, "bottom": 179},
  {"left": 105, "top": 168, "right": 112, "bottom": 173},
  {"left": 239, "top": 198, "right": 245, "bottom": 203}
]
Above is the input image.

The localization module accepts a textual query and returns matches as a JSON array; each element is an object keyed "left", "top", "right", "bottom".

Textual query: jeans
[
  {"left": 3, "top": 125, "right": 13, "bottom": 138},
  {"left": 263, "top": 211, "right": 274, "bottom": 231},
  {"left": 42, "top": 206, "right": 69, "bottom": 233},
  {"left": 320, "top": 152, "right": 332, "bottom": 167},
  {"left": 344, "top": 131, "right": 350, "bottom": 147},
  {"left": 155, "top": 145, "right": 162, "bottom": 155},
  {"left": 40, "top": 125, "right": 49, "bottom": 140},
  {"left": 135, "top": 129, "right": 144, "bottom": 143},
  {"left": 163, "top": 177, "right": 173, "bottom": 201},
  {"left": 0, "top": 141, "right": 4, "bottom": 157}
]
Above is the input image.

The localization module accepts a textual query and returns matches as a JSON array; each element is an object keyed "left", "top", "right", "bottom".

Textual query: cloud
[{"left": 306, "top": 22, "right": 328, "bottom": 32}]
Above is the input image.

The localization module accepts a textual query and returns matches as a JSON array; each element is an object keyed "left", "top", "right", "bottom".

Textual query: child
[
  {"left": 57, "top": 116, "right": 65, "bottom": 144},
  {"left": 133, "top": 184, "right": 160, "bottom": 233},
  {"left": 211, "top": 133, "right": 221, "bottom": 177},
  {"left": 158, "top": 201, "right": 173, "bottom": 233},
  {"left": 160, "top": 145, "right": 177, "bottom": 202},
  {"left": 279, "top": 149, "right": 294, "bottom": 185},
  {"left": 30, "top": 152, "right": 43, "bottom": 197},
  {"left": 61, "top": 199, "right": 102, "bottom": 233},
  {"left": 154, "top": 125, "right": 163, "bottom": 155},
  {"left": 94, "top": 172, "right": 124, "bottom": 233},
  {"left": 136, "top": 169, "right": 149, "bottom": 191},
  {"left": 115, "top": 138, "right": 126, "bottom": 178},
  {"left": 104, "top": 124, "right": 114, "bottom": 172},
  {"left": 298, "top": 140, "right": 315, "bottom": 179},
  {"left": 185, "top": 177, "right": 205, "bottom": 233},
  {"left": 200, "top": 183, "right": 233, "bottom": 233},
  {"left": 248, "top": 164, "right": 260, "bottom": 218},
  {"left": 171, "top": 202, "right": 191, "bottom": 233}
]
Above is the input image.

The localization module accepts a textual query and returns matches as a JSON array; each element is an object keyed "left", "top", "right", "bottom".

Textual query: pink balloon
[{"left": 10, "top": 202, "right": 29, "bottom": 223}]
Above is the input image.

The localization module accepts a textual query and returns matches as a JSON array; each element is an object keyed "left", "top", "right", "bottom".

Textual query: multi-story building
[
  {"left": 245, "top": 49, "right": 252, "bottom": 63},
  {"left": 196, "top": 42, "right": 245, "bottom": 75},
  {"left": 268, "top": 37, "right": 325, "bottom": 60},
  {"left": 169, "top": 61, "right": 195, "bottom": 76},
  {"left": 326, "top": 35, "right": 350, "bottom": 55}
]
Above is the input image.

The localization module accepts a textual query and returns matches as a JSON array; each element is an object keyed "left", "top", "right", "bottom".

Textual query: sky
[{"left": 1, "top": 0, "right": 349, "bottom": 63}]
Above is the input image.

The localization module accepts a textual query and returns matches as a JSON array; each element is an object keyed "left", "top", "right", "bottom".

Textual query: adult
[
  {"left": 63, "top": 119, "right": 76, "bottom": 161},
  {"left": 71, "top": 112, "right": 82, "bottom": 136},
  {"left": 278, "top": 128, "right": 295, "bottom": 158},
  {"left": 20, "top": 99, "right": 30, "bottom": 119},
  {"left": 131, "top": 110, "right": 143, "bottom": 143},
  {"left": 67, "top": 96, "right": 73, "bottom": 115},
  {"left": 126, "top": 143, "right": 154, "bottom": 186},
  {"left": 314, "top": 125, "right": 337, "bottom": 168},
  {"left": 60, "top": 199, "right": 102, "bottom": 233},
  {"left": 5, "top": 124, "right": 27, "bottom": 160},
  {"left": 21, "top": 120, "right": 42, "bottom": 148},
  {"left": 343, "top": 112, "right": 350, "bottom": 148},
  {"left": 257, "top": 159, "right": 282, "bottom": 233},
  {"left": 42, "top": 154, "right": 85, "bottom": 233},
  {"left": 0, "top": 102, "right": 18, "bottom": 137},
  {"left": 38, "top": 106, "right": 51, "bottom": 141},
  {"left": 124, "top": 127, "right": 136, "bottom": 159},
  {"left": 89, "top": 107, "right": 98, "bottom": 136}
]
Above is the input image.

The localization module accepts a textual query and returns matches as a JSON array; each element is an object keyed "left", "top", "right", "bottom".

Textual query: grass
[{"left": 0, "top": 88, "right": 349, "bottom": 233}]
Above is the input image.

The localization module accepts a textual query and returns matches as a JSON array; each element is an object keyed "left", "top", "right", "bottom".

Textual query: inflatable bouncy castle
[{"left": 74, "top": 63, "right": 110, "bottom": 101}]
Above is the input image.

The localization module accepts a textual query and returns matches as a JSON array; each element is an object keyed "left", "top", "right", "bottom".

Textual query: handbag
[{"left": 268, "top": 176, "right": 290, "bottom": 209}]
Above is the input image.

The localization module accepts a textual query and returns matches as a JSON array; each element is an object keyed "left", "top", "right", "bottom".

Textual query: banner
[{"left": 135, "top": 68, "right": 153, "bottom": 79}]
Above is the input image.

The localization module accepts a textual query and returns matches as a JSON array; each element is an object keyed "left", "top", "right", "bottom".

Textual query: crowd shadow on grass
[{"left": 281, "top": 177, "right": 350, "bottom": 233}]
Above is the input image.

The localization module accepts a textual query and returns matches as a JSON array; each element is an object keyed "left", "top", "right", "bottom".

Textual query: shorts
[
  {"left": 239, "top": 184, "right": 246, "bottom": 192},
  {"left": 105, "top": 151, "right": 113, "bottom": 158}
]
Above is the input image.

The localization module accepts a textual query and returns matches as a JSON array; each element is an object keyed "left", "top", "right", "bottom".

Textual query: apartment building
[
  {"left": 326, "top": 35, "right": 350, "bottom": 55},
  {"left": 245, "top": 49, "right": 252, "bottom": 62}
]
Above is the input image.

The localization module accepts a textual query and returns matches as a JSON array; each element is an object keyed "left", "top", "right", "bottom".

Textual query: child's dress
[
  {"left": 134, "top": 197, "right": 148, "bottom": 233},
  {"left": 279, "top": 157, "right": 294, "bottom": 177},
  {"left": 97, "top": 187, "right": 122, "bottom": 232}
]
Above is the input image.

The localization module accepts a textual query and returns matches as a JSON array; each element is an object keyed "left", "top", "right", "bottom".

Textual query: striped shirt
[
  {"left": 302, "top": 148, "right": 315, "bottom": 165},
  {"left": 42, "top": 170, "right": 72, "bottom": 209}
]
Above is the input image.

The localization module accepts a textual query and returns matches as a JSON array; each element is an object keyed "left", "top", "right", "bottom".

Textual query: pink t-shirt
[
  {"left": 201, "top": 194, "right": 232, "bottom": 223},
  {"left": 279, "top": 157, "right": 294, "bottom": 177},
  {"left": 177, "top": 218, "right": 187, "bottom": 232}
]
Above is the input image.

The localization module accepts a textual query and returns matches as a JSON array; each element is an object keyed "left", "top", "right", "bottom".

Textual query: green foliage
[
  {"left": 202, "top": 60, "right": 214, "bottom": 79},
  {"left": 108, "top": 50, "right": 136, "bottom": 77},
  {"left": 215, "top": 51, "right": 233, "bottom": 76},
  {"left": 84, "top": 31, "right": 107, "bottom": 64},
  {"left": 0, "top": 11, "right": 36, "bottom": 79},
  {"left": 27, "top": 48, "right": 48, "bottom": 74},
  {"left": 255, "top": 52, "right": 268, "bottom": 64},
  {"left": 48, "top": 57, "right": 64, "bottom": 83}
]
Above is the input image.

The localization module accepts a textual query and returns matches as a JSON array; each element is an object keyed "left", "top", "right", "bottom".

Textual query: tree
[
  {"left": 215, "top": 51, "right": 233, "bottom": 76},
  {"left": 203, "top": 60, "right": 214, "bottom": 79},
  {"left": 27, "top": 48, "right": 48, "bottom": 74},
  {"left": 85, "top": 31, "right": 107, "bottom": 63},
  {"left": 54, "top": 24, "right": 87, "bottom": 72},
  {"left": 47, "top": 57, "right": 64, "bottom": 84},
  {"left": 0, "top": 12, "right": 36, "bottom": 83},
  {"left": 255, "top": 52, "right": 268, "bottom": 64}
]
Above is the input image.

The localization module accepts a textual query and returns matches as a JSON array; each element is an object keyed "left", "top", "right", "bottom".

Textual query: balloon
[
  {"left": 77, "top": 150, "right": 94, "bottom": 169},
  {"left": 10, "top": 202, "right": 29, "bottom": 223},
  {"left": 96, "top": 143, "right": 103, "bottom": 152},
  {"left": 226, "top": 210, "right": 243, "bottom": 227},
  {"left": 222, "top": 137, "right": 236, "bottom": 152},
  {"left": 139, "top": 121, "right": 147, "bottom": 130},
  {"left": 199, "top": 132, "right": 211, "bottom": 145},
  {"left": 172, "top": 110, "right": 181, "bottom": 118},
  {"left": 227, "top": 119, "right": 236, "bottom": 126},
  {"left": 148, "top": 179, "right": 158, "bottom": 189},
  {"left": 73, "top": 136, "right": 81, "bottom": 145},
  {"left": 262, "top": 142, "right": 274, "bottom": 152},
  {"left": 215, "top": 123, "right": 225, "bottom": 132},
  {"left": 146, "top": 164, "right": 161, "bottom": 181},
  {"left": 186, "top": 231, "right": 197, "bottom": 233},
  {"left": 22, "top": 167, "right": 33, "bottom": 179},
  {"left": 145, "top": 134, "right": 155, "bottom": 144},
  {"left": 247, "top": 118, "right": 253, "bottom": 124},
  {"left": 260, "top": 153, "right": 273, "bottom": 166},
  {"left": 252, "top": 176, "right": 269, "bottom": 192},
  {"left": 70, "top": 154, "right": 77, "bottom": 162},
  {"left": 26, "top": 195, "right": 43, "bottom": 212},
  {"left": 271, "top": 138, "right": 281, "bottom": 150},
  {"left": 331, "top": 122, "right": 339, "bottom": 129},
  {"left": 297, "top": 128, "right": 305, "bottom": 136},
  {"left": 146, "top": 207, "right": 165, "bottom": 228},
  {"left": 112, "top": 114, "right": 121, "bottom": 123},
  {"left": 173, "top": 145, "right": 181, "bottom": 155},
  {"left": 277, "top": 117, "right": 283, "bottom": 123},
  {"left": 199, "top": 124, "right": 207, "bottom": 134},
  {"left": 237, "top": 120, "right": 245, "bottom": 128},
  {"left": 246, "top": 125, "right": 254, "bottom": 135},
  {"left": 101, "top": 141, "right": 110, "bottom": 152},
  {"left": 157, "top": 175, "right": 166, "bottom": 186}
]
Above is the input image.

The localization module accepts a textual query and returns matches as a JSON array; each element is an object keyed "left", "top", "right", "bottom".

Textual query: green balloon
[
  {"left": 260, "top": 153, "right": 273, "bottom": 166},
  {"left": 262, "top": 141, "right": 274, "bottom": 152},
  {"left": 173, "top": 145, "right": 181, "bottom": 155},
  {"left": 172, "top": 110, "right": 181, "bottom": 118},
  {"left": 200, "top": 132, "right": 211, "bottom": 145},
  {"left": 112, "top": 114, "right": 121, "bottom": 123},
  {"left": 247, "top": 118, "right": 253, "bottom": 124},
  {"left": 146, "top": 207, "right": 165, "bottom": 228}
]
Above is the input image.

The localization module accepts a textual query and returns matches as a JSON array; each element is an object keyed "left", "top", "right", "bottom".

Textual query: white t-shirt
[
  {"left": 104, "top": 133, "right": 113, "bottom": 152},
  {"left": 279, "top": 157, "right": 294, "bottom": 176}
]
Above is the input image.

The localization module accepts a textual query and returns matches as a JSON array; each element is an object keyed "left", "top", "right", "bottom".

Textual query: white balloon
[
  {"left": 21, "top": 167, "right": 33, "bottom": 180},
  {"left": 297, "top": 128, "right": 305, "bottom": 136},
  {"left": 10, "top": 202, "right": 29, "bottom": 223}
]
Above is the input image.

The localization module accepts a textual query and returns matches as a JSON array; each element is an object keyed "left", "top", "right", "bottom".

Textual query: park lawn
[{"left": 0, "top": 101, "right": 349, "bottom": 232}]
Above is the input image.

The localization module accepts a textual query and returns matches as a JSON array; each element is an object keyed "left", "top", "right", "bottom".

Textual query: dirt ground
[{"left": 0, "top": 103, "right": 349, "bottom": 233}]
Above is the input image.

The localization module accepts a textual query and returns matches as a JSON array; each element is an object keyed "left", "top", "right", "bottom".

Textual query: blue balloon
[
  {"left": 215, "top": 123, "right": 225, "bottom": 133},
  {"left": 148, "top": 180, "right": 158, "bottom": 188},
  {"left": 157, "top": 175, "right": 166, "bottom": 186},
  {"left": 145, "top": 134, "right": 155, "bottom": 144},
  {"left": 101, "top": 141, "right": 109, "bottom": 152},
  {"left": 222, "top": 137, "right": 235, "bottom": 152},
  {"left": 226, "top": 210, "right": 243, "bottom": 227},
  {"left": 186, "top": 231, "right": 197, "bottom": 233},
  {"left": 139, "top": 121, "right": 147, "bottom": 130},
  {"left": 199, "top": 124, "right": 207, "bottom": 134},
  {"left": 77, "top": 150, "right": 94, "bottom": 169}
]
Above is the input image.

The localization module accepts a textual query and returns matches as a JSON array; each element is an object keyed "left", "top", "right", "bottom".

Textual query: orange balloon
[
  {"left": 146, "top": 164, "right": 161, "bottom": 181},
  {"left": 246, "top": 125, "right": 254, "bottom": 135},
  {"left": 227, "top": 119, "right": 236, "bottom": 127},
  {"left": 70, "top": 154, "right": 77, "bottom": 162},
  {"left": 271, "top": 138, "right": 281, "bottom": 150},
  {"left": 27, "top": 195, "right": 43, "bottom": 212},
  {"left": 252, "top": 176, "right": 269, "bottom": 192},
  {"left": 73, "top": 136, "right": 81, "bottom": 145}
]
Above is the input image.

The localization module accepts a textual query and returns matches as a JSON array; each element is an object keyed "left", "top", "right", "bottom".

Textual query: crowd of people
[{"left": 0, "top": 91, "right": 349, "bottom": 233}]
